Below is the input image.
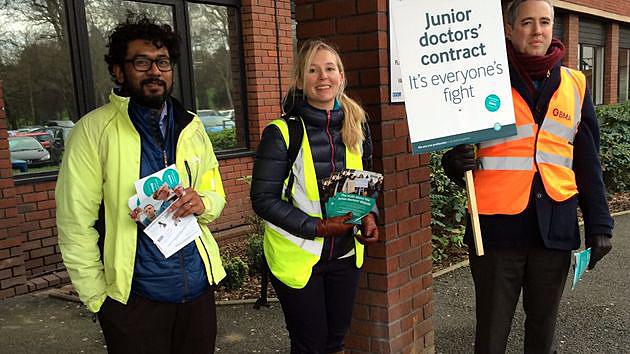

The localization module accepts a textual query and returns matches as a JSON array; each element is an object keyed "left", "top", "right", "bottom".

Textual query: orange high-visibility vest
[{"left": 474, "top": 67, "right": 586, "bottom": 215}]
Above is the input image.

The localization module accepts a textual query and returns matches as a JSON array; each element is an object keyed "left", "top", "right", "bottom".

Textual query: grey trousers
[{"left": 469, "top": 244, "right": 571, "bottom": 354}]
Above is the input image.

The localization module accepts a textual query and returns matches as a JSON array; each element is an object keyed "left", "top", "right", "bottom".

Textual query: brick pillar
[
  {"left": 563, "top": 14, "right": 580, "bottom": 69},
  {"left": 296, "top": 2, "right": 434, "bottom": 353},
  {"left": 241, "top": 0, "right": 294, "bottom": 150},
  {"left": 604, "top": 23, "right": 620, "bottom": 104},
  {"left": 0, "top": 80, "right": 28, "bottom": 299}
]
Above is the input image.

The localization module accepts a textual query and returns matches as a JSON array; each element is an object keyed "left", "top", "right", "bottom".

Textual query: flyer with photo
[
  {"left": 128, "top": 165, "right": 202, "bottom": 258},
  {"left": 321, "top": 169, "right": 383, "bottom": 224}
]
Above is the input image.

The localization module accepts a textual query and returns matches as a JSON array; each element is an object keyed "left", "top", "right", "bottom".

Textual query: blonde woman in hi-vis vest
[{"left": 251, "top": 39, "right": 379, "bottom": 354}]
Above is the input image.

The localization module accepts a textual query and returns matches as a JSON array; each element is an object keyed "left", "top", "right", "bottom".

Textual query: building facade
[{"left": 1, "top": 0, "right": 629, "bottom": 352}]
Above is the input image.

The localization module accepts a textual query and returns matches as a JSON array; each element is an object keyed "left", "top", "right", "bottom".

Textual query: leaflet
[
  {"left": 321, "top": 169, "right": 383, "bottom": 224},
  {"left": 571, "top": 247, "right": 591, "bottom": 290},
  {"left": 128, "top": 165, "right": 201, "bottom": 259}
]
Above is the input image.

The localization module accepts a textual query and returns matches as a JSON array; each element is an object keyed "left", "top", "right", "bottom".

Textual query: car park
[
  {"left": 34, "top": 126, "right": 66, "bottom": 150},
  {"left": 8, "top": 136, "right": 51, "bottom": 166},
  {"left": 197, "top": 109, "right": 235, "bottom": 133},
  {"left": 14, "top": 131, "right": 63, "bottom": 164},
  {"left": 44, "top": 120, "right": 74, "bottom": 141}
]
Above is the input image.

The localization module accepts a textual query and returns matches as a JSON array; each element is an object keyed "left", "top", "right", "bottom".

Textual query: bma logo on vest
[{"left": 552, "top": 108, "right": 571, "bottom": 120}]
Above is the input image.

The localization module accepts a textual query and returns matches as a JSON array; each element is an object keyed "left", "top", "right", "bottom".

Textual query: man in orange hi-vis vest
[{"left": 441, "top": 1, "right": 614, "bottom": 353}]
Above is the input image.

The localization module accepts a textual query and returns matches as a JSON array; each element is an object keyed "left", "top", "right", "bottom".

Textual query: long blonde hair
[{"left": 287, "top": 39, "right": 367, "bottom": 153}]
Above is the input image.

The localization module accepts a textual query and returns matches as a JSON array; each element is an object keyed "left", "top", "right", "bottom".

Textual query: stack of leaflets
[
  {"left": 321, "top": 169, "right": 383, "bottom": 224},
  {"left": 571, "top": 247, "right": 591, "bottom": 290},
  {"left": 128, "top": 165, "right": 202, "bottom": 258}
]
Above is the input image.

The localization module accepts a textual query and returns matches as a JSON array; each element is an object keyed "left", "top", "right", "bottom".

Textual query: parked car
[
  {"left": 44, "top": 120, "right": 74, "bottom": 141},
  {"left": 33, "top": 126, "right": 66, "bottom": 149},
  {"left": 197, "top": 109, "right": 235, "bottom": 133},
  {"left": 8, "top": 136, "right": 51, "bottom": 166},
  {"left": 14, "top": 132, "right": 62, "bottom": 164}
]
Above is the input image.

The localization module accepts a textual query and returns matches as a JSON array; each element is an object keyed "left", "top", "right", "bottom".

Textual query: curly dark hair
[{"left": 104, "top": 14, "right": 181, "bottom": 80}]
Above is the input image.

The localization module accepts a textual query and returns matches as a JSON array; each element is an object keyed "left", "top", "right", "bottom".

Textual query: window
[
  {"left": 188, "top": 3, "right": 245, "bottom": 150},
  {"left": 619, "top": 48, "right": 629, "bottom": 103},
  {"left": 579, "top": 44, "right": 604, "bottom": 105},
  {"left": 85, "top": 1, "right": 178, "bottom": 106},
  {"left": 0, "top": 1, "right": 78, "bottom": 175},
  {"left": 1, "top": 0, "right": 247, "bottom": 179}
]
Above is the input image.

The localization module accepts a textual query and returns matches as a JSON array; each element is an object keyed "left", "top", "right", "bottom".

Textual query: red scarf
[{"left": 507, "top": 38, "right": 566, "bottom": 96}]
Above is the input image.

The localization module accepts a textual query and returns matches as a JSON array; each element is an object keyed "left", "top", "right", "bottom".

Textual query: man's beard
[{"left": 123, "top": 76, "right": 172, "bottom": 110}]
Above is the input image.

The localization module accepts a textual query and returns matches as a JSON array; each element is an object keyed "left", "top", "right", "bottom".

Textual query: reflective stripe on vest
[
  {"left": 474, "top": 67, "right": 586, "bottom": 214},
  {"left": 263, "top": 118, "right": 364, "bottom": 289}
]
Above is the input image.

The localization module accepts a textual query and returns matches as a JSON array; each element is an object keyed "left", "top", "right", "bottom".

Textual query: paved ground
[
  {"left": 0, "top": 213, "right": 627, "bottom": 353},
  {"left": 434, "top": 212, "right": 630, "bottom": 354}
]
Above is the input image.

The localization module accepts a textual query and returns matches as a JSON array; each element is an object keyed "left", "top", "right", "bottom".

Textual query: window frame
[
  {"left": 65, "top": 0, "right": 249, "bottom": 154},
  {"left": 8, "top": 0, "right": 249, "bottom": 183},
  {"left": 578, "top": 43, "right": 605, "bottom": 106}
]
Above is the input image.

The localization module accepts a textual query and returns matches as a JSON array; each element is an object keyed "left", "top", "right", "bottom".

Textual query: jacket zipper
[
  {"left": 179, "top": 251, "right": 189, "bottom": 302},
  {"left": 532, "top": 70, "right": 552, "bottom": 174},
  {"left": 326, "top": 110, "right": 335, "bottom": 260}
]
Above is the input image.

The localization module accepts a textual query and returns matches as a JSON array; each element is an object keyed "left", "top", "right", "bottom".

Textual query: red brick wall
[
  {"left": 563, "top": 14, "right": 581, "bottom": 69},
  {"left": 605, "top": 23, "right": 620, "bottom": 104},
  {"left": 563, "top": 0, "right": 630, "bottom": 16},
  {"left": 212, "top": 157, "right": 254, "bottom": 236},
  {"left": 241, "top": 0, "right": 294, "bottom": 150},
  {"left": 14, "top": 182, "right": 62, "bottom": 277},
  {"left": 0, "top": 80, "right": 29, "bottom": 299},
  {"left": 296, "top": 1, "right": 434, "bottom": 353}
]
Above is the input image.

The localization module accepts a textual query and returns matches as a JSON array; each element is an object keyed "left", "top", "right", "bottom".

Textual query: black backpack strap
[{"left": 282, "top": 115, "right": 303, "bottom": 203}]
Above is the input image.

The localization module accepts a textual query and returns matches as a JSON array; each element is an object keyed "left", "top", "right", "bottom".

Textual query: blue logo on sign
[{"left": 485, "top": 94, "right": 501, "bottom": 112}]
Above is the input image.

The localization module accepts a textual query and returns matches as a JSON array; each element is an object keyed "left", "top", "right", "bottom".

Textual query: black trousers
[
  {"left": 270, "top": 256, "right": 360, "bottom": 354},
  {"left": 97, "top": 288, "right": 217, "bottom": 354},
  {"left": 469, "top": 245, "right": 571, "bottom": 354}
]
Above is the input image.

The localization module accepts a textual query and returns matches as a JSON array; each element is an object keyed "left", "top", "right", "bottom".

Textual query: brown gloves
[
  {"left": 316, "top": 213, "right": 354, "bottom": 238},
  {"left": 316, "top": 212, "right": 380, "bottom": 244},
  {"left": 357, "top": 212, "right": 379, "bottom": 244}
]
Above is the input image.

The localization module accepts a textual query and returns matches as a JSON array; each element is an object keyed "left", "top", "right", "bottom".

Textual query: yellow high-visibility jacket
[{"left": 56, "top": 92, "right": 226, "bottom": 313}]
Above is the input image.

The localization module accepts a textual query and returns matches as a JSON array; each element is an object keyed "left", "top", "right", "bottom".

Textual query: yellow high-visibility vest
[{"left": 264, "top": 118, "right": 364, "bottom": 288}]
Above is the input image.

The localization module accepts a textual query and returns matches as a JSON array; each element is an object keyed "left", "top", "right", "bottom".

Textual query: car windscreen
[{"left": 9, "top": 137, "right": 42, "bottom": 151}]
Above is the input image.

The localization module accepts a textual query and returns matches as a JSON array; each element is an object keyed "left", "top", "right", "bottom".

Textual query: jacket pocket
[{"left": 548, "top": 195, "right": 579, "bottom": 244}]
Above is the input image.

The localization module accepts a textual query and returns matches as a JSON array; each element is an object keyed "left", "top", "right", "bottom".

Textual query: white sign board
[
  {"left": 391, "top": 0, "right": 516, "bottom": 154},
  {"left": 389, "top": 1, "right": 404, "bottom": 103}
]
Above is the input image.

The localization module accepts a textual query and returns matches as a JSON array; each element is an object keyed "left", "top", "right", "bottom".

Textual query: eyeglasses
[{"left": 125, "top": 57, "right": 173, "bottom": 72}]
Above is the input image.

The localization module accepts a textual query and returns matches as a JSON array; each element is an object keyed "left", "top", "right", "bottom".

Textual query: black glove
[
  {"left": 316, "top": 213, "right": 354, "bottom": 238},
  {"left": 586, "top": 234, "right": 612, "bottom": 270},
  {"left": 446, "top": 144, "right": 477, "bottom": 178}
]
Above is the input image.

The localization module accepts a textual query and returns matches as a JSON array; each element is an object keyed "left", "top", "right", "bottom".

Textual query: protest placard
[{"left": 391, "top": 0, "right": 516, "bottom": 153}]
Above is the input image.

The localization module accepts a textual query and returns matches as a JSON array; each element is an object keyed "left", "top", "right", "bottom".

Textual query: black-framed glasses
[{"left": 125, "top": 57, "right": 173, "bottom": 72}]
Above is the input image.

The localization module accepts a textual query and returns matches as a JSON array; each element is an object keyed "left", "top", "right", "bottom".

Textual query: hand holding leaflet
[
  {"left": 321, "top": 169, "right": 383, "bottom": 225},
  {"left": 127, "top": 165, "right": 203, "bottom": 259}
]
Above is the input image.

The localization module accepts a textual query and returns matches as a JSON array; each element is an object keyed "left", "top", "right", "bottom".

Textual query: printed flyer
[
  {"left": 321, "top": 170, "right": 383, "bottom": 224},
  {"left": 128, "top": 165, "right": 201, "bottom": 258}
]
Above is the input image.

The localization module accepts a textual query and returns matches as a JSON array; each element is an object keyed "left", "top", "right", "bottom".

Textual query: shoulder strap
[{"left": 282, "top": 115, "right": 303, "bottom": 203}]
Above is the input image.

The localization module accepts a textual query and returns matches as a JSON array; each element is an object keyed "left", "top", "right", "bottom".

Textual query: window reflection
[
  {"left": 84, "top": 0, "right": 176, "bottom": 106},
  {"left": 188, "top": 3, "right": 244, "bottom": 150},
  {"left": 619, "top": 48, "right": 629, "bottom": 103},
  {"left": 0, "top": 1, "right": 77, "bottom": 174}
]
